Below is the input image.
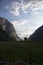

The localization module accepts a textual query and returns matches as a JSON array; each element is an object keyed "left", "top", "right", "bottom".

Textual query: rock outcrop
[{"left": 0, "top": 17, "right": 19, "bottom": 41}]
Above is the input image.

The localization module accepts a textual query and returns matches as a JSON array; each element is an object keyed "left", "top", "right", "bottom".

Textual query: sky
[{"left": 0, "top": 0, "right": 43, "bottom": 39}]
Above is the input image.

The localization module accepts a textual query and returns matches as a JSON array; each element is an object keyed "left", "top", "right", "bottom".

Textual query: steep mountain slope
[
  {"left": 0, "top": 17, "right": 19, "bottom": 41},
  {"left": 29, "top": 25, "right": 43, "bottom": 41},
  {"left": 0, "top": 25, "right": 12, "bottom": 40}
]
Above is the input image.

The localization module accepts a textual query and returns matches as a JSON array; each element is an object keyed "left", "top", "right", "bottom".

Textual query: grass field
[{"left": 0, "top": 41, "right": 43, "bottom": 65}]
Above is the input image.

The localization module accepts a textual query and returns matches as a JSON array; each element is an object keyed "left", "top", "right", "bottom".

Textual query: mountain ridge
[{"left": 29, "top": 25, "right": 43, "bottom": 41}]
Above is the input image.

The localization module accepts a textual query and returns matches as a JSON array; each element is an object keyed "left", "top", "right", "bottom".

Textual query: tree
[{"left": 24, "top": 37, "right": 27, "bottom": 41}]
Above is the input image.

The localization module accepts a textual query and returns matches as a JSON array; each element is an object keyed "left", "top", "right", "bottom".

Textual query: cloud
[
  {"left": 11, "top": 17, "right": 43, "bottom": 39},
  {"left": 6, "top": 1, "right": 20, "bottom": 16},
  {"left": 5, "top": 0, "right": 43, "bottom": 16},
  {"left": 12, "top": 20, "right": 28, "bottom": 31},
  {"left": 31, "top": 0, "right": 43, "bottom": 11},
  {"left": 11, "top": 20, "right": 29, "bottom": 38},
  {"left": 11, "top": 20, "right": 38, "bottom": 39},
  {"left": 21, "top": 0, "right": 43, "bottom": 14}
]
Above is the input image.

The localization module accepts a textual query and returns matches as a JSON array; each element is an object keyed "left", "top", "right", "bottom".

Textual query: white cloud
[
  {"left": 6, "top": 0, "right": 43, "bottom": 16},
  {"left": 21, "top": 0, "right": 43, "bottom": 13},
  {"left": 11, "top": 18, "right": 43, "bottom": 39},
  {"left": 11, "top": 20, "right": 38, "bottom": 39},
  {"left": 12, "top": 20, "right": 28, "bottom": 31},
  {"left": 31, "top": 0, "right": 43, "bottom": 11},
  {"left": 11, "top": 20, "right": 29, "bottom": 38},
  {"left": 6, "top": 1, "right": 20, "bottom": 16},
  {"left": 9, "top": 9, "right": 19, "bottom": 16}
]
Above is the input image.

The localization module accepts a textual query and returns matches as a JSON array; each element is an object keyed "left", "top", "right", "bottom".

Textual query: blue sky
[{"left": 0, "top": 0, "right": 43, "bottom": 39}]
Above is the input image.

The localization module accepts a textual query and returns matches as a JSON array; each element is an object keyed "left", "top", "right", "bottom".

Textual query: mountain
[
  {"left": 0, "top": 25, "right": 12, "bottom": 40},
  {"left": 29, "top": 25, "right": 43, "bottom": 41},
  {"left": 0, "top": 17, "right": 19, "bottom": 41}
]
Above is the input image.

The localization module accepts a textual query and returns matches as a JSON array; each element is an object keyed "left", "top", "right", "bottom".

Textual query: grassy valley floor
[{"left": 0, "top": 41, "right": 43, "bottom": 65}]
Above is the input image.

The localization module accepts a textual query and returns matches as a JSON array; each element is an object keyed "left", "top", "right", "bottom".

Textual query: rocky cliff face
[
  {"left": 29, "top": 25, "right": 43, "bottom": 41},
  {"left": 0, "top": 17, "right": 19, "bottom": 41}
]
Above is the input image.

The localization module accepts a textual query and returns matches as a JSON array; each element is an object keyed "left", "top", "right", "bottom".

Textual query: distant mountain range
[
  {"left": 0, "top": 17, "right": 20, "bottom": 41},
  {"left": 29, "top": 25, "right": 43, "bottom": 41}
]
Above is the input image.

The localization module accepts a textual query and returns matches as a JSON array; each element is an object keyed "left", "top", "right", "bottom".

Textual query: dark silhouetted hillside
[
  {"left": 0, "top": 25, "right": 13, "bottom": 40},
  {"left": 0, "top": 17, "right": 20, "bottom": 41},
  {"left": 29, "top": 25, "right": 43, "bottom": 41}
]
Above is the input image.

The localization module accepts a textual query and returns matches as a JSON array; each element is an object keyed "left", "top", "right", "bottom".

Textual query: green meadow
[{"left": 0, "top": 41, "right": 43, "bottom": 65}]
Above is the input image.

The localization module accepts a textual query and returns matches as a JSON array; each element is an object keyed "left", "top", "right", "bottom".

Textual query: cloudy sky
[{"left": 0, "top": 0, "right": 43, "bottom": 39}]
